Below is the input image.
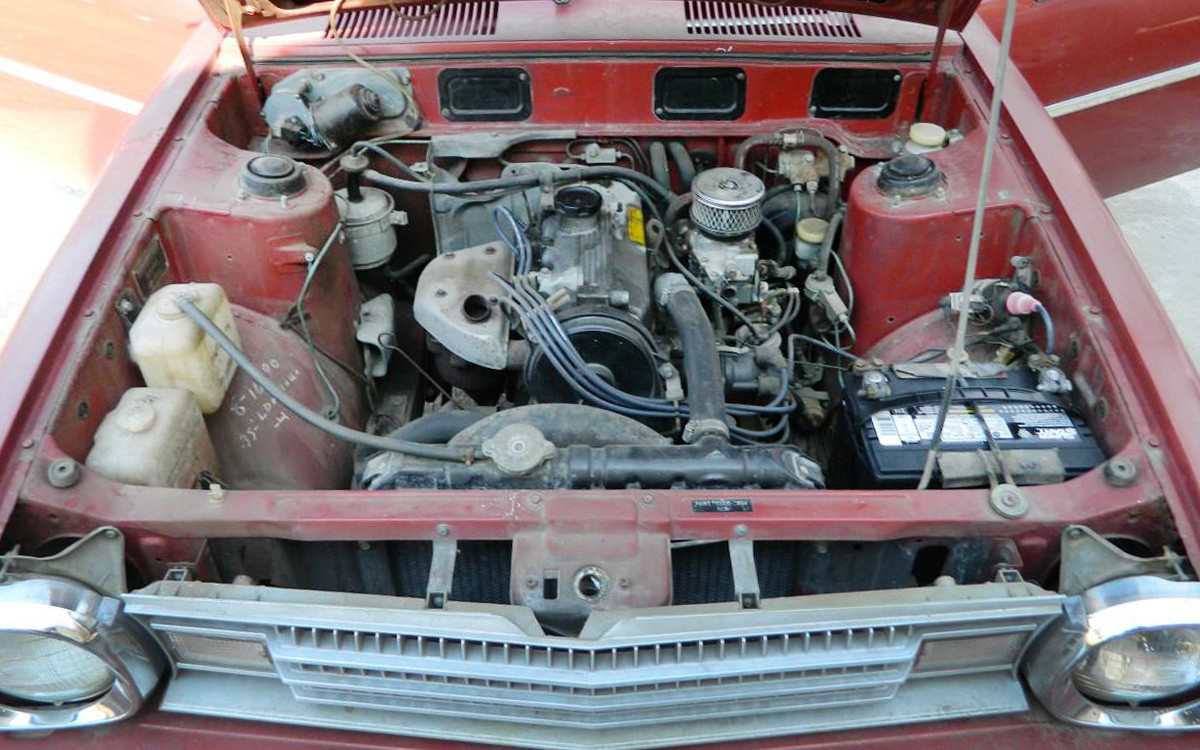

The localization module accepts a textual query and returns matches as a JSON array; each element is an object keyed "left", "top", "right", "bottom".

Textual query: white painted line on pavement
[{"left": 0, "top": 55, "right": 143, "bottom": 115}]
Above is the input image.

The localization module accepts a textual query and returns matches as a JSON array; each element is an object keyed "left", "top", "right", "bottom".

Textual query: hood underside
[{"left": 200, "top": 0, "right": 979, "bottom": 33}]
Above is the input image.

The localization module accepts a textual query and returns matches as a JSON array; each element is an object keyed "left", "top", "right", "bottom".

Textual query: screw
[
  {"left": 641, "top": 494, "right": 654, "bottom": 506},
  {"left": 1147, "top": 436, "right": 1161, "bottom": 448},
  {"left": 436, "top": 524, "right": 451, "bottom": 537},
  {"left": 528, "top": 493, "right": 543, "bottom": 507},
  {"left": 435, "top": 288, "right": 447, "bottom": 297},
  {"left": 103, "top": 528, "right": 119, "bottom": 539},
  {"left": 733, "top": 524, "right": 749, "bottom": 537},
  {"left": 524, "top": 576, "right": 538, "bottom": 589},
  {"left": 20, "top": 438, "right": 33, "bottom": 449},
  {"left": 618, "top": 577, "right": 631, "bottom": 590}
]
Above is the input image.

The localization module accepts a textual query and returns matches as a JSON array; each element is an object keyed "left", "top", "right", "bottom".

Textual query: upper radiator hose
[{"left": 656, "top": 273, "right": 729, "bottom": 442}]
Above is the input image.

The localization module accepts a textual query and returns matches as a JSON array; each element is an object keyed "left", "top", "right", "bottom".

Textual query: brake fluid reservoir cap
[
  {"left": 909, "top": 122, "right": 948, "bottom": 148},
  {"left": 797, "top": 217, "right": 829, "bottom": 244},
  {"left": 877, "top": 154, "right": 941, "bottom": 197}
]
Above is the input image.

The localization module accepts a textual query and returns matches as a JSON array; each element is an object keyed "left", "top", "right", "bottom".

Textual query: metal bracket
[
  {"left": 426, "top": 538, "right": 458, "bottom": 609},
  {"left": 0, "top": 526, "right": 128, "bottom": 597},
  {"left": 1058, "top": 525, "right": 1185, "bottom": 595},
  {"left": 728, "top": 538, "right": 760, "bottom": 609},
  {"left": 429, "top": 130, "right": 577, "bottom": 159},
  {"left": 164, "top": 566, "right": 194, "bottom": 583}
]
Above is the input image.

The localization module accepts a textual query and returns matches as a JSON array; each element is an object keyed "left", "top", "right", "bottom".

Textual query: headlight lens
[
  {"left": 1073, "top": 627, "right": 1200, "bottom": 704},
  {"left": 0, "top": 632, "right": 114, "bottom": 704}
]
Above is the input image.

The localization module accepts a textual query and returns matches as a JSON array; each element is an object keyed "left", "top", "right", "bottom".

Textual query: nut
[{"left": 46, "top": 458, "right": 82, "bottom": 489}]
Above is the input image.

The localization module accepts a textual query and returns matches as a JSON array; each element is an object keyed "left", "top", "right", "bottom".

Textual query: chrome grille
[{"left": 125, "top": 581, "right": 1064, "bottom": 749}]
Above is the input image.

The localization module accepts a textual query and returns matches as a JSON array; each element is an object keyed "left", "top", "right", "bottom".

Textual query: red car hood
[{"left": 200, "top": 0, "right": 980, "bottom": 32}]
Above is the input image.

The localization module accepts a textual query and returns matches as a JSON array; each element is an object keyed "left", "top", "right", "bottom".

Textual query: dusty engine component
[
  {"left": 536, "top": 183, "right": 652, "bottom": 320},
  {"left": 363, "top": 434, "right": 824, "bottom": 490},
  {"left": 412, "top": 242, "right": 513, "bottom": 370},
  {"left": 261, "top": 67, "right": 419, "bottom": 151},
  {"left": 523, "top": 307, "right": 661, "bottom": 406},
  {"left": 206, "top": 305, "right": 367, "bottom": 490},
  {"left": 335, "top": 155, "right": 406, "bottom": 270},
  {"left": 85, "top": 388, "right": 218, "bottom": 489},
  {"left": 684, "top": 167, "right": 766, "bottom": 304}
]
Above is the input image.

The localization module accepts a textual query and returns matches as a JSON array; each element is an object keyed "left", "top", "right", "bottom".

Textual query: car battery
[{"left": 841, "top": 366, "right": 1105, "bottom": 488}]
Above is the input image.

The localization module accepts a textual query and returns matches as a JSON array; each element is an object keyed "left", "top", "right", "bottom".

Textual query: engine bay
[{"left": 3, "top": 48, "right": 1181, "bottom": 635}]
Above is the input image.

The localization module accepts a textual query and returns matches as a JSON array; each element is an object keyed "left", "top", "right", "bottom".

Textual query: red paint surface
[
  {"left": 979, "top": 0, "right": 1200, "bottom": 194},
  {"left": 0, "top": 7, "right": 1199, "bottom": 749}
]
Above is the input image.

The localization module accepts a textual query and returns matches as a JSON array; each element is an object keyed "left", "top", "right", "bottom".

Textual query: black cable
[
  {"left": 1036, "top": 303, "right": 1056, "bottom": 356},
  {"left": 760, "top": 213, "right": 789, "bottom": 263}
]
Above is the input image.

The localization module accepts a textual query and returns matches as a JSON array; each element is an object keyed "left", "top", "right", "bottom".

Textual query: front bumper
[{"left": 123, "top": 579, "right": 1062, "bottom": 750}]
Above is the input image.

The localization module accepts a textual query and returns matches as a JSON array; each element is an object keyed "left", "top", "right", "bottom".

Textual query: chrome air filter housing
[{"left": 689, "top": 167, "right": 765, "bottom": 239}]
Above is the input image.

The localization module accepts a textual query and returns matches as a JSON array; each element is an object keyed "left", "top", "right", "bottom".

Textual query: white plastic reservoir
[
  {"left": 85, "top": 388, "right": 219, "bottom": 488},
  {"left": 130, "top": 282, "right": 241, "bottom": 413}
]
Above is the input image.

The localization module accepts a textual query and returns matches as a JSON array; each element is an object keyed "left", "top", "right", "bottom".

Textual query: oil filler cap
[
  {"left": 241, "top": 155, "right": 307, "bottom": 197},
  {"left": 555, "top": 185, "right": 603, "bottom": 217},
  {"left": 877, "top": 154, "right": 941, "bottom": 198}
]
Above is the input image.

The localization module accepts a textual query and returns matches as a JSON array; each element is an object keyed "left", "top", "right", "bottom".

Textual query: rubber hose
[
  {"left": 664, "top": 193, "right": 693, "bottom": 228},
  {"left": 648, "top": 141, "right": 671, "bottom": 192},
  {"left": 734, "top": 129, "right": 841, "bottom": 218},
  {"left": 760, "top": 213, "right": 789, "bottom": 263},
  {"left": 732, "top": 134, "right": 777, "bottom": 172},
  {"left": 392, "top": 411, "right": 485, "bottom": 444},
  {"left": 817, "top": 207, "right": 845, "bottom": 273},
  {"left": 175, "top": 297, "right": 476, "bottom": 462},
  {"left": 667, "top": 141, "right": 696, "bottom": 192},
  {"left": 363, "top": 165, "right": 673, "bottom": 203},
  {"left": 662, "top": 280, "right": 729, "bottom": 441}
]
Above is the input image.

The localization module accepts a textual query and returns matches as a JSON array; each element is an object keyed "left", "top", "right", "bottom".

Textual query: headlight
[
  {"left": 0, "top": 632, "right": 115, "bottom": 703},
  {"left": 1073, "top": 627, "right": 1200, "bottom": 703},
  {"left": 1025, "top": 576, "right": 1200, "bottom": 730},
  {"left": 0, "top": 576, "right": 163, "bottom": 731}
]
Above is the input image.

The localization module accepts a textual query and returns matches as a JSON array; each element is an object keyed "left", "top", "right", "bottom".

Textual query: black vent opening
[
  {"left": 684, "top": 1, "right": 862, "bottom": 38},
  {"left": 327, "top": 0, "right": 499, "bottom": 40}
]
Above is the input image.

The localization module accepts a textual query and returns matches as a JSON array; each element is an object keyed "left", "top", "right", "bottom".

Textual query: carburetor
[{"left": 684, "top": 167, "right": 766, "bottom": 305}]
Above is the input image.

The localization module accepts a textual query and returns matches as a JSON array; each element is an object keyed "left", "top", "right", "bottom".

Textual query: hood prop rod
[
  {"left": 917, "top": 0, "right": 1020, "bottom": 490},
  {"left": 916, "top": 0, "right": 955, "bottom": 121}
]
